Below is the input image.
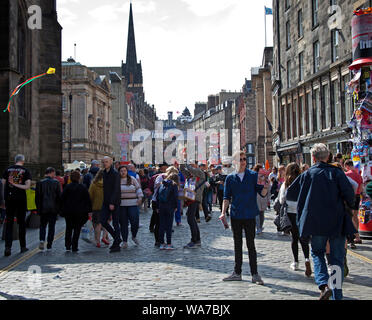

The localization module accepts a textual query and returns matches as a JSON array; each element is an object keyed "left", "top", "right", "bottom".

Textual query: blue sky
[{"left": 57, "top": 0, "right": 273, "bottom": 119}]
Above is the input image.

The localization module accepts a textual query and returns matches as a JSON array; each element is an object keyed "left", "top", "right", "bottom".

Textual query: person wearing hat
[{"left": 83, "top": 160, "right": 101, "bottom": 190}]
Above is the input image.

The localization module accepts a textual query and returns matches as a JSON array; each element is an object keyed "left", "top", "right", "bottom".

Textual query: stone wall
[{"left": 0, "top": 0, "right": 62, "bottom": 179}]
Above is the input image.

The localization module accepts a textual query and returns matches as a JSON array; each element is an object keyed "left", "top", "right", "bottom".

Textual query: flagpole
[{"left": 264, "top": 6, "right": 267, "bottom": 48}]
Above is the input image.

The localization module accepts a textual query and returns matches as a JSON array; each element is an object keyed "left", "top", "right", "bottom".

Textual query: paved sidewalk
[{"left": 0, "top": 206, "right": 371, "bottom": 300}]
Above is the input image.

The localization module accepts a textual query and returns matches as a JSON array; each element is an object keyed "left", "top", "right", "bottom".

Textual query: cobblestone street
[{"left": 0, "top": 206, "right": 371, "bottom": 300}]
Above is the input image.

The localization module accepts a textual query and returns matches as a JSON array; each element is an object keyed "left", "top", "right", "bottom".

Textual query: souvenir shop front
[{"left": 348, "top": 7, "right": 372, "bottom": 238}]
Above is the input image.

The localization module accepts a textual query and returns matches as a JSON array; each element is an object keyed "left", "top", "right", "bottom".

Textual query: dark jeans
[
  {"left": 231, "top": 218, "right": 258, "bottom": 276},
  {"left": 206, "top": 191, "right": 213, "bottom": 213},
  {"left": 118, "top": 206, "right": 139, "bottom": 242},
  {"left": 159, "top": 206, "right": 175, "bottom": 245},
  {"left": 40, "top": 213, "right": 57, "bottom": 246},
  {"left": 256, "top": 211, "right": 265, "bottom": 231},
  {"left": 217, "top": 189, "right": 228, "bottom": 214},
  {"left": 65, "top": 218, "right": 83, "bottom": 251},
  {"left": 311, "top": 236, "right": 345, "bottom": 300},
  {"left": 150, "top": 201, "right": 157, "bottom": 232},
  {"left": 4, "top": 201, "right": 26, "bottom": 249},
  {"left": 186, "top": 201, "right": 200, "bottom": 243},
  {"left": 287, "top": 213, "right": 310, "bottom": 262},
  {"left": 175, "top": 200, "right": 182, "bottom": 224},
  {"left": 100, "top": 203, "right": 121, "bottom": 246},
  {"left": 152, "top": 201, "right": 161, "bottom": 243},
  {"left": 202, "top": 193, "right": 210, "bottom": 219}
]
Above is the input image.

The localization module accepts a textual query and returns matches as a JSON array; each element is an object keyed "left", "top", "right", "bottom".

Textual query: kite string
[{"left": 3, "top": 73, "right": 47, "bottom": 112}]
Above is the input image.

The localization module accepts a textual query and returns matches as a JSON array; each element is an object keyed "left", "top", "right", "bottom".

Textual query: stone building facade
[
  {"left": 91, "top": 66, "right": 132, "bottom": 161},
  {"left": 240, "top": 79, "right": 257, "bottom": 169},
  {"left": 272, "top": 0, "right": 368, "bottom": 166},
  {"left": 251, "top": 47, "right": 274, "bottom": 167},
  {"left": 0, "top": 0, "right": 62, "bottom": 178},
  {"left": 62, "top": 60, "right": 113, "bottom": 164}
]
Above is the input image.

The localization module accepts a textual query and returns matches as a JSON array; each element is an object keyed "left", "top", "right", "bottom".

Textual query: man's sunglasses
[{"left": 240, "top": 158, "right": 247, "bottom": 162}]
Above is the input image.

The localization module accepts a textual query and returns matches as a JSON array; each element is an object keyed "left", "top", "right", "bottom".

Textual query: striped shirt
[{"left": 120, "top": 178, "right": 143, "bottom": 207}]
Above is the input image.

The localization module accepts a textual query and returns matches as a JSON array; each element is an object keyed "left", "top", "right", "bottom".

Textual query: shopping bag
[{"left": 81, "top": 218, "right": 94, "bottom": 243}]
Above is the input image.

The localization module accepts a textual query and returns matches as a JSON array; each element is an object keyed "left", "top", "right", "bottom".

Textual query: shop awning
[
  {"left": 276, "top": 142, "right": 301, "bottom": 153},
  {"left": 349, "top": 57, "right": 372, "bottom": 70}
]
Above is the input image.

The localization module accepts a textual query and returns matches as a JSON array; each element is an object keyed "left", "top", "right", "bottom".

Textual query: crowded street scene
[{"left": 0, "top": 0, "right": 372, "bottom": 307}]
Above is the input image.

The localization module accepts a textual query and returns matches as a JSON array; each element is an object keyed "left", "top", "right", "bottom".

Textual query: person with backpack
[
  {"left": 180, "top": 161, "right": 206, "bottom": 249},
  {"left": 35, "top": 167, "right": 62, "bottom": 251},
  {"left": 148, "top": 164, "right": 168, "bottom": 234},
  {"left": 151, "top": 166, "right": 178, "bottom": 247},
  {"left": 157, "top": 172, "right": 179, "bottom": 250}
]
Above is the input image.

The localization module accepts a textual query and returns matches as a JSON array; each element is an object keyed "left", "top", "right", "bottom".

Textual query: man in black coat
[
  {"left": 101, "top": 157, "right": 121, "bottom": 252},
  {"left": 35, "top": 167, "right": 61, "bottom": 250}
]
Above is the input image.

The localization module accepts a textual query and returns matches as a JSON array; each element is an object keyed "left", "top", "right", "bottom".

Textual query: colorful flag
[{"left": 265, "top": 6, "right": 273, "bottom": 15}]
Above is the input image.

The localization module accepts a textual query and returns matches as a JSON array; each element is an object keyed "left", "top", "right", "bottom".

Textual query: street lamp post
[{"left": 69, "top": 92, "right": 73, "bottom": 163}]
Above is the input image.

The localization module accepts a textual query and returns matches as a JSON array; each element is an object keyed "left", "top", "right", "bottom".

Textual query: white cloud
[
  {"left": 181, "top": 0, "right": 238, "bottom": 17},
  {"left": 88, "top": 5, "right": 119, "bottom": 23},
  {"left": 57, "top": 7, "right": 78, "bottom": 25},
  {"left": 117, "top": 0, "right": 156, "bottom": 14}
]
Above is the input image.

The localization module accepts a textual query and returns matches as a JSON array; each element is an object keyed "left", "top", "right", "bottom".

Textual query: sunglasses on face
[{"left": 240, "top": 158, "right": 247, "bottom": 162}]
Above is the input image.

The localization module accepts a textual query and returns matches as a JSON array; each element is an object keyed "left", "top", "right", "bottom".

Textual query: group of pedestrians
[{"left": 0, "top": 143, "right": 364, "bottom": 299}]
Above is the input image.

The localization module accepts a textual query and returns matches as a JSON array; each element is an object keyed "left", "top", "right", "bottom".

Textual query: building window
[
  {"left": 322, "top": 84, "right": 330, "bottom": 129},
  {"left": 312, "top": 0, "right": 319, "bottom": 28},
  {"left": 298, "top": 9, "right": 303, "bottom": 38},
  {"left": 62, "top": 123, "right": 66, "bottom": 141},
  {"left": 330, "top": 0, "right": 337, "bottom": 14},
  {"left": 293, "top": 99, "right": 297, "bottom": 138},
  {"left": 281, "top": 105, "right": 286, "bottom": 140},
  {"left": 299, "top": 96, "right": 304, "bottom": 136},
  {"left": 313, "top": 41, "right": 320, "bottom": 73},
  {"left": 62, "top": 95, "right": 67, "bottom": 111},
  {"left": 247, "top": 156, "right": 255, "bottom": 168},
  {"left": 342, "top": 75, "right": 352, "bottom": 123},
  {"left": 306, "top": 92, "right": 311, "bottom": 134},
  {"left": 285, "top": 0, "right": 290, "bottom": 10},
  {"left": 287, "top": 60, "right": 291, "bottom": 88},
  {"left": 299, "top": 52, "right": 304, "bottom": 82},
  {"left": 331, "top": 29, "right": 339, "bottom": 62},
  {"left": 287, "top": 103, "right": 291, "bottom": 140},
  {"left": 286, "top": 21, "right": 291, "bottom": 49},
  {"left": 331, "top": 80, "right": 340, "bottom": 126},
  {"left": 313, "top": 89, "right": 319, "bottom": 132}
]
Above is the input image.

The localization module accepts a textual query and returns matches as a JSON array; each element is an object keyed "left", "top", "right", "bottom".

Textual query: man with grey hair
[
  {"left": 2, "top": 154, "right": 32, "bottom": 256},
  {"left": 290, "top": 143, "right": 356, "bottom": 300}
]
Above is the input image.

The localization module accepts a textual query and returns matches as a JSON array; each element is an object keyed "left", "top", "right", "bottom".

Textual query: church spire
[
  {"left": 122, "top": 2, "right": 143, "bottom": 89},
  {"left": 126, "top": 3, "right": 137, "bottom": 69}
]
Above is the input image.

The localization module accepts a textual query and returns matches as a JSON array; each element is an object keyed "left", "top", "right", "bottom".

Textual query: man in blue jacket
[
  {"left": 220, "top": 151, "right": 269, "bottom": 285},
  {"left": 293, "top": 143, "right": 356, "bottom": 300}
]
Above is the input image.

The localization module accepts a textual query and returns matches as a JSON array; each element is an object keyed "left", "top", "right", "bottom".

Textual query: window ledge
[
  {"left": 312, "top": 24, "right": 319, "bottom": 31},
  {"left": 297, "top": 36, "right": 304, "bottom": 42}
]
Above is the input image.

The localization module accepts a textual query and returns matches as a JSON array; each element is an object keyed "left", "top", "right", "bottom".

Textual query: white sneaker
[
  {"left": 121, "top": 242, "right": 128, "bottom": 249},
  {"left": 132, "top": 237, "right": 139, "bottom": 246},
  {"left": 290, "top": 262, "right": 299, "bottom": 271},
  {"left": 39, "top": 241, "right": 45, "bottom": 250}
]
